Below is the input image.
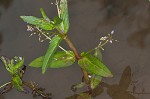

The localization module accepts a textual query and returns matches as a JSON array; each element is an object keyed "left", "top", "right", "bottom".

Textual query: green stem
[
  {"left": 0, "top": 82, "right": 11, "bottom": 89},
  {"left": 86, "top": 39, "right": 109, "bottom": 55}
]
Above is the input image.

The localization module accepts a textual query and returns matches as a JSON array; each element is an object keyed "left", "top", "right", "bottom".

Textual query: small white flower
[
  {"left": 111, "top": 30, "right": 114, "bottom": 35},
  {"left": 109, "top": 40, "right": 113, "bottom": 43},
  {"left": 27, "top": 25, "right": 34, "bottom": 32},
  {"left": 88, "top": 75, "right": 92, "bottom": 78},
  {"left": 100, "top": 36, "right": 108, "bottom": 41}
]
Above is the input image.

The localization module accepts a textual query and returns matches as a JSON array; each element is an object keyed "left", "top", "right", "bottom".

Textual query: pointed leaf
[
  {"left": 29, "top": 51, "right": 75, "bottom": 68},
  {"left": 40, "top": 8, "right": 50, "bottom": 20},
  {"left": 0, "top": 56, "right": 14, "bottom": 74},
  {"left": 91, "top": 48, "right": 103, "bottom": 89},
  {"left": 42, "top": 35, "right": 63, "bottom": 73},
  {"left": 20, "top": 16, "right": 54, "bottom": 30},
  {"left": 78, "top": 53, "right": 113, "bottom": 77},
  {"left": 58, "top": 0, "right": 69, "bottom": 33},
  {"left": 12, "top": 75, "right": 23, "bottom": 91}
]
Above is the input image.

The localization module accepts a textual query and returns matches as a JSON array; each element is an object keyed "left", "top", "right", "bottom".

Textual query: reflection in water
[
  {"left": 66, "top": 66, "right": 150, "bottom": 99},
  {"left": 0, "top": 0, "right": 13, "bottom": 47},
  {"left": 0, "top": 94, "right": 5, "bottom": 99},
  {"left": 103, "top": 66, "right": 136, "bottom": 99},
  {"left": 0, "top": 0, "right": 13, "bottom": 9},
  {"left": 128, "top": 28, "right": 150, "bottom": 48},
  {"left": 0, "top": 32, "right": 3, "bottom": 46},
  {"left": 66, "top": 85, "right": 104, "bottom": 99},
  {"left": 92, "top": 0, "right": 138, "bottom": 27},
  {"left": 0, "top": 0, "right": 13, "bottom": 19}
]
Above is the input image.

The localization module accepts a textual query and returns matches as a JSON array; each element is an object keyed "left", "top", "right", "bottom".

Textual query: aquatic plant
[{"left": 0, "top": 0, "right": 117, "bottom": 98}]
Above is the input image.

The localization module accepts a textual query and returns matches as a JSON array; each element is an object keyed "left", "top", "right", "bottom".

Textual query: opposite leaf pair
[{"left": 0, "top": 56, "right": 24, "bottom": 91}]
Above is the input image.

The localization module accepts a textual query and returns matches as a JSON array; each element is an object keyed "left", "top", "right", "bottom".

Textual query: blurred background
[{"left": 0, "top": 0, "right": 150, "bottom": 99}]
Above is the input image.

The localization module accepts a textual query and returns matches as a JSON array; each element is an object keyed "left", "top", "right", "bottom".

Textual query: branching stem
[{"left": 63, "top": 35, "right": 90, "bottom": 84}]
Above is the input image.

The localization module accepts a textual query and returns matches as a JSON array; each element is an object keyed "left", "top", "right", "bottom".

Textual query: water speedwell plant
[{"left": 0, "top": 0, "right": 117, "bottom": 98}]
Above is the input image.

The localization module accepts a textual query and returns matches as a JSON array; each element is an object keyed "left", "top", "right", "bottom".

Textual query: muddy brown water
[{"left": 0, "top": 0, "right": 150, "bottom": 99}]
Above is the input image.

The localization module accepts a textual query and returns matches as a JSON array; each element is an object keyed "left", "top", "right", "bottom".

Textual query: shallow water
[{"left": 0, "top": 0, "right": 150, "bottom": 99}]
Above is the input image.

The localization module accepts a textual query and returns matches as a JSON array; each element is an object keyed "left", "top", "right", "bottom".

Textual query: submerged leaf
[
  {"left": 29, "top": 51, "right": 75, "bottom": 68},
  {"left": 42, "top": 35, "right": 63, "bottom": 74},
  {"left": 78, "top": 53, "right": 113, "bottom": 77},
  {"left": 90, "top": 75, "right": 102, "bottom": 89},
  {"left": 71, "top": 82, "right": 86, "bottom": 92},
  {"left": 78, "top": 93, "right": 92, "bottom": 99}
]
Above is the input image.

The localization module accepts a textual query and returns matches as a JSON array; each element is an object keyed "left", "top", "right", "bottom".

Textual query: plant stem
[
  {"left": 23, "top": 81, "right": 51, "bottom": 98},
  {"left": 63, "top": 35, "right": 90, "bottom": 84},
  {"left": 0, "top": 82, "right": 11, "bottom": 89}
]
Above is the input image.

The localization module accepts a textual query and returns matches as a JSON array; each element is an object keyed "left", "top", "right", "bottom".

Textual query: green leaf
[
  {"left": 78, "top": 53, "right": 113, "bottom": 77},
  {"left": 90, "top": 48, "right": 103, "bottom": 89},
  {"left": 71, "top": 82, "right": 86, "bottom": 92},
  {"left": 58, "top": 0, "right": 69, "bottom": 33},
  {"left": 13, "top": 57, "right": 24, "bottom": 70},
  {"left": 40, "top": 8, "right": 50, "bottom": 20},
  {"left": 0, "top": 56, "right": 24, "bottom": 75},
  {"left": 0, "top": 56, "right": 13, "bottom": 74},
  {"left": 42, "top": 35, "right": 63, "bottom": 74},
  {"left": 12, "top": 75, "right": 23, "bottom": 91},
  {"left": 20, "top": 16, "right": 54, "bottom": 30},
  {"left": 94, "top": 48, "right": 102, "bottom": 61},
  {"left": 54, "top": 16, "right": 62, "bottom": 26},
  {"left": 78, "top": 93, "right": 92, "bottom": 99},
  {"left": 29, "top": 51, "right": 75, "bottom": 68},
  {"left": 90, "top": 75, "right": 102, "bottom": 89}
]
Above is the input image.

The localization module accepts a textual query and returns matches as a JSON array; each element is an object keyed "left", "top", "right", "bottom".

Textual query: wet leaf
[
  {"left": 12, "top": 75, "right": 23, "bottom": 91},
  {"left": 78, "top": 53, "right": 113, "bottom": 77},
  {"left": 42, "top": 35, "right": 62, "bottom": 74},
  {"left": 58, "top": 0, "right": 69, "bottom": 33},
  {"left": 90, "top": 84, "right": 104, "bottom": 97},
  {"left": 71, "top": 82, "right": 86, "bottom": 92},
  {"left": 77, "top": 93, "right": 92, "bottom": 99},
  {"left": 29, "top": 51, "right": 75, "bottom": 68},
  {"left": 13, "top": 57, "right": 24, "bottom": 70},
  {"left": 20, "top": 16, "right": 54, "bottom": 30},
  {"left": 90, "top": 75, "right": 102, "bottom": 89},
  {"left": 0, "top": 56, "right": 24, "bottom": 75}
]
